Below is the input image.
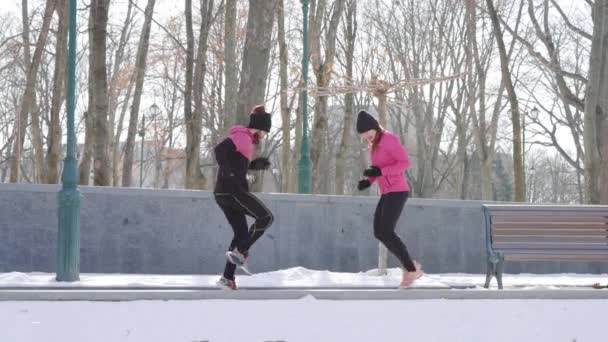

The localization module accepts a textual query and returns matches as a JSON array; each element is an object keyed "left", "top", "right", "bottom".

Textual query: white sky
[
  {"left": 0, "top": 0, "right": 185, "bottom": 18},
  {"left": 0, "top": 0, "right": 590, "bottom": 156},
  {"left": 0, "top": 0, "right": 585, "bottom": 15}
]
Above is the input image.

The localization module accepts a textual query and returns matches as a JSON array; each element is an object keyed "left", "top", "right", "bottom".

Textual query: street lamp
[
  {"left": 522, "top": 106, "right": 538, "bottom": 202},
  {"left": 530, "top": 106, "right": 539, "bottom": 121},
  {"left": 297, "top": 0, "right": 312, "bottom": 194},
  {"left": 139, "top": 104, "right": 160, "bottom": 188},
  {"left": 57, "top": 0, "right": 80, "bottom": 281}
]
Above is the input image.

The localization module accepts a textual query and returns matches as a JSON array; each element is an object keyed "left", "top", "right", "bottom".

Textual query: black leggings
[
  {"left": 373, "top": 191, "right": 416, "bottom": 271},
  {"left": 215, "top": 192, "right": 274, "bottom": 280}
]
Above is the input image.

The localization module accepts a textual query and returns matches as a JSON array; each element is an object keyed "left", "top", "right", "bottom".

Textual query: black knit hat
[
  {"left": 356, "top": 110, "right": 380, "bottom": 133},
  {"left": 247, "top": 105, "right": 272, "bottom": 132}
]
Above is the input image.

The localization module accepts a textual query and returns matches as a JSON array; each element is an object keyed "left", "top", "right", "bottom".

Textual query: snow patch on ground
[{"left": 0, "top": 267, "right": 606, "bottom": 289}]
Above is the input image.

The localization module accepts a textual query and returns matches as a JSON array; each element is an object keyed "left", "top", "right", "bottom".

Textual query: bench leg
[
  {"left": 496, "top": 254, "right": 505, "bottom": 290},
  {"left": 484, "top": 259, "right": 496, "bottom": 289}
]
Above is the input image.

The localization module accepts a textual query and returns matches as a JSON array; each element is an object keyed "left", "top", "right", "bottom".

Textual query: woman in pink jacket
[{"left": 356, "top": 110, "right": 423, "bottom": 288}]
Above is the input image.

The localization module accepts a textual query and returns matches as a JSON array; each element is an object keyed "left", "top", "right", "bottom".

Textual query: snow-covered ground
[
  {"left": 1, "top": 268, "right": 607, "bottom": 342},
  {"left": 1, "top": 297, "right": 606, "bottom": 342},
  {"left": 1, "top": 267, "right": 607, "bottom": 289}
]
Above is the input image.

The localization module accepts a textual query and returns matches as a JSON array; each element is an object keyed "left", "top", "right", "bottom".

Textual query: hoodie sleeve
[
  {"left": 214, "top": 137, "right": 237, "bottom": 175},
  {"left": 230, "top": 130, "right": 253, "bottom": 161},
  {"left": 379, "top": 135, "right": 411, "bottom": 176}
]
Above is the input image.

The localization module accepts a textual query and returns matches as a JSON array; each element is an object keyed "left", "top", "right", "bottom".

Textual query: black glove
[
  {"left": 363, "top": 166, "right": 381, "bottom": 177},
  {"left": 357, "top": 179, "right": 371, "bottom": 191},
  {"left": 249, "top": 157, "right": 271, "bottom": 170}
]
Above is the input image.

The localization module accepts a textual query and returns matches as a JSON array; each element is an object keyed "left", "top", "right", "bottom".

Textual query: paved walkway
[{"left": 2, "top": 287, "right": 608, "bottom": 301}]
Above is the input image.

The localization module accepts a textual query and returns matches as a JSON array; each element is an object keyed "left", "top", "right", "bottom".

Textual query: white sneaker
[
  {"left": 226, "top": 249, "right": 247, "bottom": 266},
  {"left": 216, "top": 276, "right": 237, "bottom": 290}
]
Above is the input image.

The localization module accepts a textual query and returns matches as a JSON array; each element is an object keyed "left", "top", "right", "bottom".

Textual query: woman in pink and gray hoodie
[
  {"left": 213, "top": 105, "right": 274, "bottom": 290},
  {"left": 356, "top": 110, "right": 423, "bottom": 288}
]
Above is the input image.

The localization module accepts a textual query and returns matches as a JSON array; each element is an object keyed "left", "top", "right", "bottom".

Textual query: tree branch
[
  {"left": 549, "top": 0, "right": 592, "bottom": 40},
  {"left": 128, "top": 0, "right": 186, "bottom": 52},
  {"left": 497, "top": 10, "right": 588, "bottom": 85}
]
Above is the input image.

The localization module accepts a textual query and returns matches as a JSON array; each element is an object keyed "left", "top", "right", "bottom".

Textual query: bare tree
[
  {"left": 373, "top": 0, "right": 461, "bottom": 198},
  {"left": 90, "top": 0, "right": 112, "bottom": 186},
  {"left": 335, "top": 0, "right": 356, "bottom": 195},
  {"left": 584, "top": 0, "right": 608, "bottom": 204},
  {"left": 80, "top": 5, "right": 96, "bottom": 185},
  {"left": 498, "top": 0, "right": 590, "bottom": 202},
  {"left": 465, "top": 0, "right": 508, "bottom": 200},
  {"left": 233, "top": 0, "right": 278, "bottom": 191},
  {"left": 122, "top": 0, "right": 156, "bottom": 187},
  {"left": 486, "top": 0, "right": 525, "bottom": 202},
  {"left": 235, "top": 0, "right": 278, "bottom": 125},
  {"left": 189, "top": 0, "right": 214, "bottom": 189},
  {"left": 184, "top": 0, "right": 195, "bottom": 189},
  {"left": 528, "top": 152, "right": 581, "bottom": 204},
  {"left": 184, "top": 0, "right": 215, "bottom": 190},
  {"left": 46, "top": 0, "right": 68, "bottom": 184},
  {"left": 309, "top": 0, "right": 345, "bottom": 193},
  {"left": 10, "top": 0, "right": 56, "bottom": 182},
  {"left": 277, "top": 0, "right": 291, "bottom": 192},
  {"left": 223, "top": 0, "right": 237, "bottom": 131},
  {"left": 108, "top": 0, "right": 135, "bottom": 186}
]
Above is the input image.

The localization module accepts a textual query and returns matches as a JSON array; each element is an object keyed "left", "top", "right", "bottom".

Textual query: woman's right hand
[{"left": 357, "top": 179, "right": 371, "bottom": 191}]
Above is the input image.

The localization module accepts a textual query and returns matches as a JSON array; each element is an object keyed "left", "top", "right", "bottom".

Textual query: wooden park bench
[{"left": 483, "top": 204, "right": 608, "bottom": 289}]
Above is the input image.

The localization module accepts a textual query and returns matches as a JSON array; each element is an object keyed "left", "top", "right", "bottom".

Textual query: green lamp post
[
  {"left": 57, "top": 0, "right": 80, "bottom": 282},
  {"left": 297, "top": 0, "right": 312, "bottom": 194}
]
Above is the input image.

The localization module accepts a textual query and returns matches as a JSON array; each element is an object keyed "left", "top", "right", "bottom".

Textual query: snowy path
[
  {"left": 2, "top": 297, "right": 606, "bottom": 342},
  {"left": 2, "top": 268, "right": 607, "bottom": 341},
  {"left": 1, "top": 267, "right": 607, "bottom": 289}
]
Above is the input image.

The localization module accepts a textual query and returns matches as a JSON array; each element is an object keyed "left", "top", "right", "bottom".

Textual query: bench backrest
[{"left": 483, "top": 205, "right": 608, "bottom": 260}]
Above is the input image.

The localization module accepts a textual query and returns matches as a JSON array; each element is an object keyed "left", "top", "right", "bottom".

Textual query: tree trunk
[
  {"left": 277, "top": 0, "right": 291, "bottom": 193},
  {"left": 13, "top": 0, "right": 32, "bottom": 183},
  {"left": 186, "top": 0, "right": 214, "bottom": 190},
  {"left": 47, "top": 0, "right": 68, "bottom": 184},
  {"left": 108, "top": 0, "right": 134, "bottom": 185},
  {"left": 112, "top": 73, "right": 136, "bottom": 187},
  {"left": 235, "top": 0, "right": 278, "bottom": 125},
  {"left": 486, "top": 0, "right": 524, "bottom": 202},
  {"left": 223, "top": 0, "right": 238, "bottom": 131},
  {"left": 584, "top": 0, "right": 608, "bottom": 204},
  {"left": 235, "top": 0, "right": 278, "bottom": 192},
  {"left": 465, "top": 0, "right": 510, "bottom": 200},
  {"left": 455, "top": 98, "right": 469, "bottom": 199},
  {"left": 162, "top": 53, "right": 180, "bottom": 189},
  {"left": 10, "top": 0, "right": 56, "bottom": 183},
  {"left": 30, "top": 99, "right": 45, "bottom": 183},
  {"left": 310, "top": 0, "right": 345, "bottom": 194},
  {"left": 27, "top": 0, "right": 45, "bottom": 183},
  {"left": 184, "top": 0, "right": 213, "bottom": 190},
  {"left": 291, "top": 94, "right": 303, "bottom": 193},
  {"left": 335, "top": 1, "right": 356, "bottom": 196},
  {"left": 122, "top": 0, "right": 156, "bottom": 187},
  {"left": 80, "top": 10, "right": 95, "bottom": 185},
  {"left": 465, "top": 0, "right": 482, "bottom": 199},
  {"left": 91, "top": 0, "right": 111, "bottom": 186},
  {"left": 184, "top": 0, "right": 195, "bottom": 189}
]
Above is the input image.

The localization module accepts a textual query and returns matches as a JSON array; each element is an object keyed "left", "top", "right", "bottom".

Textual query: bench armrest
[{"left": 482, "top": 205, "right": 497, "bottom": 258}]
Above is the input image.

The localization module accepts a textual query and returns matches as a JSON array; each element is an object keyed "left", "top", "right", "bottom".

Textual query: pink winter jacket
[
  {"left": 229, "top": 125, "right": 254, "bottom": 161},
  {"left": 368, "top": 130, "right": 411, "bottom": 195}
]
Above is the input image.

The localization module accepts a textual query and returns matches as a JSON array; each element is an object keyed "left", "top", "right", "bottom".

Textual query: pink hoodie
[
  {"left": 368, "top": 130, "right": 411, "bottom": 194},
  {"left": 229, "top": 125, "right": 254, "bottom": 161}
]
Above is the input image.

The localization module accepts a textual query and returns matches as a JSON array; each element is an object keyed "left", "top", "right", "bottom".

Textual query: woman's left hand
[{"left": 363, "top": 166, "right": 381, "bottom": 177}]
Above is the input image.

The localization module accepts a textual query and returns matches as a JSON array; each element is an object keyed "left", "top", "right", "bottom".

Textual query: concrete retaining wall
[{"left": 1, "top": 184, "right": 607, "bottom": 274}]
